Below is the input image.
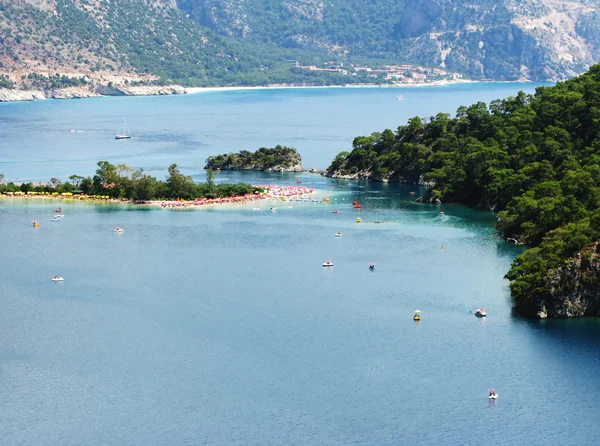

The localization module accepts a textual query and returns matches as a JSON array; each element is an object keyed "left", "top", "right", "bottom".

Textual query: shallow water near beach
[{"left": 1, "top": 85, "right": 600, "bottom": 445}]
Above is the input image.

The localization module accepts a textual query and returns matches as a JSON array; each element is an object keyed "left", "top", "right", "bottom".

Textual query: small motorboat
[
  {"left": 369, "top": 263, "right": 375, "bottom": 271},
  {"left": 50, "top": 217, "right": 60, "bottom": 222},
  {"left": 332, "top": 210, "right": 339, "bottom": 214},
  {"left": 52, "top": 276, "right": 64, "bottom": 282},
  {"left": 335, "top": 232, "right": 342, "bottom": 238},
  {"left": 54, "top": 208, "right": 62, "bottom": 213},
  {"left": 413, "top": 310, "right": 421, "bottom": 321},
  {"left": 354, "top": 204, "right": 362, "bottom": 209},
  {"left": 440, "top": 211, "right": 445, "bottom": 216},
  {"left": 322, "top": 260, "right": 334, "bottom": 267},
  {"left": 55, "top": 213, "right": 64, "bottom": 218},
  {"left": 475, "top": 308, "right": 487, "bottom": 317},
  {"left": 114, "top": 227, "right": 124, "bottom": 233},
  {"left": 397, "top": 95, "right": 404, "bottom": 100},
  {"left": 488, "top": 389, "right": 498, "bottom": 399},
  {"left": 270, "top": 207, "right": 277, "bottom": 212},
  {"left": 356, "top": 217, "right": 362, "bottom": 223}
]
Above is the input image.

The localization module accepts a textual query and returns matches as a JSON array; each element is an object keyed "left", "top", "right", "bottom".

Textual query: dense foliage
[
  {"left": 0, "top": 74, "right": 13, "bottom": 88},
  {"left": 0, "top": 161, "right": 262, "bottom": 201},
  {"left": 327, "top": 64, "right": 600, "bottom": 309},
  {"left": 205, "top": 146, "right": 302, "bottom": 170}
]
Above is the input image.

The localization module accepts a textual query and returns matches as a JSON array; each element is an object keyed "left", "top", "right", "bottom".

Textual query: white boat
[
  {"left": 114, "top": 227, "right": 124, "bottom": 233},
  {"left": 115, "top": 118, "right": 131, "bottom": 140},
  {"left": 335, "top": 232, "right": 342, "bottom": 237},
  {"left": 323, "top": 260, "right": 334, "bottom": 267},
  {"left": 50, "top": 217, "right": 60, "bottom": 222},
  {"left": 489, "top": 394, "right": 499, "bottom": 399},
  {"left": 475, "top": 308, "right": 487, "bottom": 317},
  {"left": 52, "top": 276, "right": 64, "bottom": 282},
  {"left": 397, "top": 95, "right": 404, "bottom": 100}
]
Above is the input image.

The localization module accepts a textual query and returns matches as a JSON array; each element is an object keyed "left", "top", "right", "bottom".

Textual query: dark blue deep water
[{"left": 1, "top": 85, "right": 599, "bottom": 445}]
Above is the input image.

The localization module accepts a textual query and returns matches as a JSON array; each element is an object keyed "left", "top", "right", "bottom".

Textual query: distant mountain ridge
[
  {"left": 2, "top": 0, "right": 600, "bottom": 93},
  {"left": 176, "top": 0, "right": 600, "bottom": 81},
  {"left": 0, "top": 0, "right": 355, "bottom": 94}
]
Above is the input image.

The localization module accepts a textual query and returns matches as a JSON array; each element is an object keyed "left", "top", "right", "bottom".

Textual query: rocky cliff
[
  {"left": 0, "top": 84, "right": 187, "bottom": 102},
  {"left": 533, "top": 243, "right": 600, "bottom": 318}
]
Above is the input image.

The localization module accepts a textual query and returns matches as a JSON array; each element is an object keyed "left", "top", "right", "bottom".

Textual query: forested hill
[
  {"left": 176, "top": 0, "right": 600, "bottom": 81},
  {"left": 326, "top": 64, "right": 600, "bottom": 318},
  {"left": 3, "top": 0, "right": 600, "bottom": 89}
]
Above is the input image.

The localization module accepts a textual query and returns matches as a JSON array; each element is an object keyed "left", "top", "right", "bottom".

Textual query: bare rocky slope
[{"left": 0, "top": 0, "right": 287, "bottom": 97}]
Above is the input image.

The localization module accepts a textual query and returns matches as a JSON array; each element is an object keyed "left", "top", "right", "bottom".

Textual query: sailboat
[{"left": 115, "top": 118, "right": 131, "bottom": 140}]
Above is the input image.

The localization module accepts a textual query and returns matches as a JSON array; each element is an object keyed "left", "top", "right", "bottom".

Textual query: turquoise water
[{"left": 2, "top": 85, "right": 600, "bottom": 445}]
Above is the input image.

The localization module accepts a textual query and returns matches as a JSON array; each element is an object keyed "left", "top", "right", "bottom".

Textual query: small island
[{"left": 205, "top": 146, "right": 304, "bottom": 172}]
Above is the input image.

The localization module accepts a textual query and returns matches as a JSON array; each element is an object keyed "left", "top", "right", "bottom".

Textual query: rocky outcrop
[
  {"left": 527, "top": 242, "right": 600, "bottom": 318},
  {"left": 94, "top": 85, "right": 187, "bottom": 97},
  {"left": 0, "top": 85, "right": 187, "bottom": 102},
  {"left": 325, "top": 166, "right": 432, "bottom": 185},
  {"left": 0, "top": 88, "right": 46, "bottom": 102}
]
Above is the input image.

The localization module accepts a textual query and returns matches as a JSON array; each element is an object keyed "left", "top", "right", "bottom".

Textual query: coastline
[
  {"left": 184, "top": 79, "right": 483, "bottom": 95},
  {"left": 0, "top": 84, "right": 187, "bottom": 103},
  {"left": 0, "top": 184, "right": 317, "bottom": 209},
  {"left": 0, "top": 78, "right": 516, "bottom": 103}
]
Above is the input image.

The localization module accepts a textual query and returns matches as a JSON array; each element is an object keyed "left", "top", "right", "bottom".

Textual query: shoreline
[
  {"left": 185, "top": 79, "right": 486, "bottom": 95},
  {"left": 0, "top": 184, "right": 317, "bottom": 209},
  {"left": 0, "top": 78, "right": 537, "bottom": 103}
]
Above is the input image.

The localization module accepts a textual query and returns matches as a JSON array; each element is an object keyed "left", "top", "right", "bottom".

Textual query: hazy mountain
[{"left": 176, "top": 0, "right": 600, "bottom": 81}]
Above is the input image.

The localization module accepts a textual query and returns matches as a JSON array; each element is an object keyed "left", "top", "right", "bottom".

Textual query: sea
[{"left": 1, "top": 83, "right": 600, "bottom": 446}]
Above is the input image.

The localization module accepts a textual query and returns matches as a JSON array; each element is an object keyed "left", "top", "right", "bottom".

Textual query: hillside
[
  {"left": 176, "top": 0, "right": 600, "bottom": 81},
  {"left": 0, "top": 0, "right": 366, "bottom": 93},
  {"left": 3, "top": 0, "right": 599, "bottom": 91},
  {"left": 326, "top": 63, "right": 600, "bottom": 317}
]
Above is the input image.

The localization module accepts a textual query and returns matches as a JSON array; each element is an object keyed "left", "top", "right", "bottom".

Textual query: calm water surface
[
  {"left": 1, "top": 83, "right": 548, "bottom": 179},
  {"left": 1, "top": 86, "right": 599, "bottom": 445}
]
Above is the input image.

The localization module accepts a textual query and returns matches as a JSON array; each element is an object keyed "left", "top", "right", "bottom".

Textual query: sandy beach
[
  {"left": 0, "top": 185, "right": 317, "bottom": 209},
  {"left": 184, "top": 79, "right": 483, "bottom": 95}
]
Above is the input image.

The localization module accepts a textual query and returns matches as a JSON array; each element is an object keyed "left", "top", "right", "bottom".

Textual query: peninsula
[
  {"left": 0, "top": 161, "right": 314, "bottom": 206},
  {"left": 326, "top": 63, "right": 600, "bottom": 319},
  {"left": 205, "top": 146, "right": 304, "bottom": 172}
]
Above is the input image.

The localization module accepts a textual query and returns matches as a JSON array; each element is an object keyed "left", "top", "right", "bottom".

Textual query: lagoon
[{"left": 1, "top": 85, "right": 600, "bottom": 445}]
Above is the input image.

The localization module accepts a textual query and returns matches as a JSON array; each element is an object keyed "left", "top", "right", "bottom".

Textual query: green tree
[
  {"left": 206, "top": 168, "right": 215, "bottom": 192},
  {"left": 69, "top": 175, "right": 84, "bottom": 187}
]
